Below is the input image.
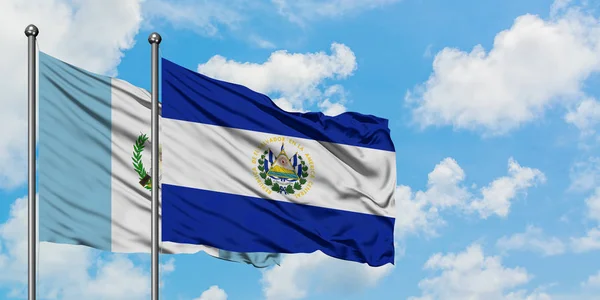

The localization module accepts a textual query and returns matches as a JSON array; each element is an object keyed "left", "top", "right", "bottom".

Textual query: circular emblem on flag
[
  {"left": 253, "top": 138, "right": 314, "bottom": 196},
  {"left": 132, "top": 133, "right": 162, "bottom": 190}
]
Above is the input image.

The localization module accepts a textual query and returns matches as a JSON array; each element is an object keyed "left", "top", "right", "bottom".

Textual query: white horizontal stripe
[{"left": 162, "top": 118, "right": 396, "bottom": 218}]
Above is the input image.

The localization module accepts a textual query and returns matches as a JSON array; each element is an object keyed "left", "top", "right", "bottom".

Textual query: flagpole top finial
[
  {"left": 24, "top": 25, "right": 39, "bottom": 37},
  {"left": 148, "top": 32, "right": 162, "bottom": 44}
]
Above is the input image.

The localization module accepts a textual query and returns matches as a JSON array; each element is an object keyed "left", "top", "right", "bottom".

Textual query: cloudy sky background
[{"left": 1, "top": 0, "right": 600, "bottom": 299}]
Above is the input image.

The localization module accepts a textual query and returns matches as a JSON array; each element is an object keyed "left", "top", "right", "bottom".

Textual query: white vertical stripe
[{"left": 109, "top": 78, "right": 216, "bottom": 255}]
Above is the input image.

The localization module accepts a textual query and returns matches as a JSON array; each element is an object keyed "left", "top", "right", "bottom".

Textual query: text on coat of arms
[{"left": 252, "top": 137, "right": 315, "bottom": 197}]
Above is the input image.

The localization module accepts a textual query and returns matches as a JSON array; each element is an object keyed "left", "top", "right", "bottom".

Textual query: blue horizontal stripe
[
  {"left": 161, "top": 184, "right": 395, "bottom": 267},
  {"left": 161, "top": 58, "right": 395, "bottom": 152}
]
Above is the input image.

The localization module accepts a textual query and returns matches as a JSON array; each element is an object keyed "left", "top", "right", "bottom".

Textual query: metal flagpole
[
  {"left": 25, "top": 24, "right": 39, "bottom": 300},
  {"left": 148, "top": 32, "right": 162, "bottom": 300}
]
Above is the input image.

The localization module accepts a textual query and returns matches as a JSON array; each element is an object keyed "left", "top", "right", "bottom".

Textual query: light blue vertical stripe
[{"left": 39, "top": 52, "right": 112, "bottom": 250}]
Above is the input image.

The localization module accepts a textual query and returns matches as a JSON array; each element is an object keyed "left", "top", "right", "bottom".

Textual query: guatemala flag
[
  {"left": 38, "top": 52, "right": 279, "bottom": 267},
  {"left": 161, "top": 58, "right": 397, "bottom": 266}
]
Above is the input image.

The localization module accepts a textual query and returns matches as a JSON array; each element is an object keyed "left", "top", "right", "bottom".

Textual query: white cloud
[
  {"left": 272, "top": 98, "right": 307, "bottom": 113},
  {"left": 582, "top": 270, "right": 600, "bottom": 288},
  {"left": 0, "top": 197, "right": 153, "bottom": 299},
  {"left": 317, "top": 85, "right": 348, "bottom": 116},
  {"left": 395, "top": 157, "right": 545, "bottom": 238},
  {"left": 571, "top": 228, "right": 600, "bottom": 253},
  {"left": 394, "top": 185, "right": 445, "bottom": 239},
  {"left": 565, "top": 98, "right": 600, "bottom": 137},
  {"left": 504, "top": 290, "right": 553, "bottom": 300},
  {"left": 272, "top": 0, "right": 401, "bottom": 24},
  {"left": 260, "top": 251, "right": 393, "bottom": 300},
  {"left": 571, "top": 187, "right": 600, "bottom": 252},
  {"left": 585, "top": 188, "right": 600, "bottom": 222},
  {"left": 569, "top": 157, "right": 600, "bottom": 192},
  {"left": 142, "top": 0, "right": 244, "bottom": 36},
  {"left": 143, "top": 0, "right": 404, "bottom": 42},
  {"left": 160, "top": 257, "right": 176, "bottom": 274},
  {"left": 318, "top": 99, "right": 347, "bottom": 116},
  {"left": 159, "top": 257, "right": 176, "bottom": 288},
  {"left": 409, "top": 243, "right": 548, "bottom": 300},
  {"left": 496, "top": 225, "right": 566, "bottom": 256},
  {"left": 423, "top": 157, "right": 472, "bottom": 208},
  {"left": 197, "top": 43, "right": 356, "bottom": 112},
  {"left": 469, "top": 158, "right": 546, "bottom": 219},
  {"left": 0, "top": 0, "right": 144, "bottom": 188},
  {"left": 423, "top": 44, "right": 433, "bottom": 58},
  {"left": 394, "top": 158, "right": 469, "bottom": 238},
  {"left": 79, "top": 256, "right": 149, "bottom": 300},
  {"left": 550, "top": 0, "right": 573, "bottom": 17},
  {"left": 406, "top": 4, "right": 600, "bottom": 135},
  {"left": 249, "top": 35, "right": 277, "bottom": 49},
  {"left": 194, "top": 285, "right": 228, "bottom": 300}
]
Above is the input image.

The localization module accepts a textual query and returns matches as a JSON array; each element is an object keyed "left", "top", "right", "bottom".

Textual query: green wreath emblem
[
  {"left": 132, "top": 133, "right": 152, "bottom": 190},
  {"left": 257, "top": 150, "right": 309, "bottom": 194}
]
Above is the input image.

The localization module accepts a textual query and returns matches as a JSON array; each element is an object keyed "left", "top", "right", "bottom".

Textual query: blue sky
[{"left": 1, "top": 0, "right": 600, "bottom": 299}]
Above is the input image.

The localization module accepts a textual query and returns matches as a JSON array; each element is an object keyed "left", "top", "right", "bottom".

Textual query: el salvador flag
[{"left": 161, "top": 58, "right": 396, "bottom": 266}]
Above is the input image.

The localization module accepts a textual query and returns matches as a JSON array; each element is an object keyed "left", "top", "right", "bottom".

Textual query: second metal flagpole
[
  {"left": 25, "top": 24, "right": 39, "bottom": 300},
  {"left": 149, "top": 32, "right": 162, "bottom": 300}
]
